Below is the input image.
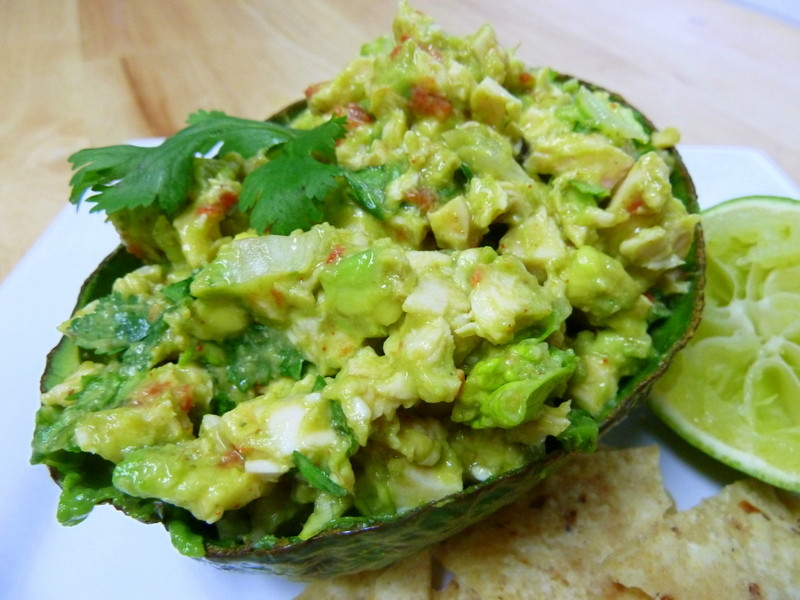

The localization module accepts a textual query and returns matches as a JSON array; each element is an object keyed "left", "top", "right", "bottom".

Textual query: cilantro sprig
[
  {"left": 69, "top": 111, "right": 297, "bottom": 215},
  {"left": 69, "top": 110, "right": 395, "bottom": 235}
]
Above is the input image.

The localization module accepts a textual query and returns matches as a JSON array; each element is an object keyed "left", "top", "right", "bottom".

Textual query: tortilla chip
[
  {"left": 371, "top": 548, "right": 432, "bottom": 600},
  {"left": 433, "top": 446, "right": 673, "bottom": 599},
  {"left": 603, "top": 478, "right": 800, "bottom": 598},
  {"left": 295, "top": 548, "right": 432, "bottom": 600},
  {"left": 432, "top": 578, "right": 483, "bottom": 599},
  {"left": 295, "top": 446, "right": 800, "bottom": 599},
  {"left": 294, "top": 570, "right": 376, "bottom": 600},
  {"left": 432, "top": 578, "right": 652, "bottom": 599}
]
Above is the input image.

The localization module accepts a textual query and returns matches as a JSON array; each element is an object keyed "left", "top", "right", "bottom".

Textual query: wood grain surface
[{"left": 2, "top": 0, "right": 799, "bottom": 282}]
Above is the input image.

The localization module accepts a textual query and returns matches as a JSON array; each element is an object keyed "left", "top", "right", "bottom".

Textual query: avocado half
[{"left": 39, "top": 94, "right": 705, "bottom": 580}]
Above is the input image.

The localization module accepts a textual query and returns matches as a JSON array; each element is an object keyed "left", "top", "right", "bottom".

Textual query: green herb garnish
[
  {"left": 69, "top": 111, "right": 296, "bottom": 215},
  {"left": 238, "top": 116, "right": 346, "bottom": 234},
  {"left": 69, "top": 111, "right": 394, "bottom": 235}
]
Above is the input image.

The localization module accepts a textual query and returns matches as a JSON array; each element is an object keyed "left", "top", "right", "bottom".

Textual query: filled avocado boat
[{"left": 32, "top": 1, "right": 704, "bottom": 580}]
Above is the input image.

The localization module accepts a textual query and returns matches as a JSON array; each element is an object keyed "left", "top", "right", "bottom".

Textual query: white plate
[{"left": 1, "top": 146, "right": 798, "bottom": 600}]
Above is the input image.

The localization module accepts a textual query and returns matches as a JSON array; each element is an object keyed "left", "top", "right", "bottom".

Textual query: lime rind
[
  {"left": 650, "top": 194, "right": 800, "bottom": 493},
  {"left": 703, "top": 194, "right": 800, "bottom": 211},
  {"left": 652, "top": 396, "right": 800, "bottom": 492}
]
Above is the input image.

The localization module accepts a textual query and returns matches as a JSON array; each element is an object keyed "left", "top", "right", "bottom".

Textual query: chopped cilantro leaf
[
  {"left": 242, "top": 157, "right": 341, "bottom": 235},
  {"left": 292, "top": 451, "right": 349, "bottom": 497},
  {"left": 225, "top": 324, "right": 306, "bottom": 391},
  {"left": 65, "top": 293, "right": 152, "bottom": 355},
  {"left": 568, "top": 179, "right": 610, "bottom": 198},
  {"left": 239, "top": 117, "right": 347, "bottom": 234},
  {"left": 329, "top": 399, "right": 359, "bottom": 456},
  {"left": 161, "top": 276, "right": 194, "bottom": 303},
  {"left": 342, "top": 163, "right": 403, "bottom": 221}
]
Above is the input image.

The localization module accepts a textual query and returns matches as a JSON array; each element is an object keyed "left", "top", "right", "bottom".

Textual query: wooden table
[{"left": 2, "top": 0, "right": 799, "bottom": 283}]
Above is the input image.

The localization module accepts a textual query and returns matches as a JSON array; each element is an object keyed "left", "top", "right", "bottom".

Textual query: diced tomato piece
[
  {"left": 196, "top": 190, "right": 239, "bottom": 218},
  {"left": 123, "top": 240, "right": 148, "bottom": 260},
  {"left": 410, "top": 84, "right": 452, "bottom": 119},
  {"left": 270, "top": 288, "right": 285, "bottom": 307},
  {"left": 519, "top": 71, "right": 535, "bottom": 88},
  {"left": 219, "top": 190, "right": 239, "bottom": 210},
  {"left": 178, "top": 385, "right": 195, "bottom": 413},
  {"left": 390, "top": 34, "right": 412, "bottom": 59},
  {"left": 406, "top": 188, "right": 437, "bottom": 213},
  {"left": 333, "top": 103, "right": 373, "bottom": 129}
]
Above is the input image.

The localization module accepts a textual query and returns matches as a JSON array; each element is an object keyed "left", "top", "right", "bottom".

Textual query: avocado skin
[
  {"left": 203, "top": 451, "right": 563, "bottom": 579},
  {"left": 38, "top": 94, "right": 704, "bottom": 580},
  {"left": 40, "top": 247, "right": 144, "bottom": 394}
]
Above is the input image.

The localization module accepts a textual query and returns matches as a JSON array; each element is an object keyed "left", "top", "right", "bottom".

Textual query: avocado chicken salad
[{"left": 32, "top": 1, "right": 703, "bottom": 579}]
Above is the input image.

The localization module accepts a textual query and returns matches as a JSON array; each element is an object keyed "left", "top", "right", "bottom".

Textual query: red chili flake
[
  {"left": 410, "top": 84, "right": 452, "bottom": 119},
  {"left": 626, "top": 196, "right": 645, "bottom": 214},
  {"left": 326, "top": 244, "right": 346, "bottom": 264},
  {"left": 219, "top": 450, "right": 244, "bottom": 468},
  {"left": 427, "top": 46, "right": 443, "bottom": 61},
  {"left": 132, "top": 381, "right": 169, "bottom": 406},
  {"left": 143, "top": 381, "right": 169, "bottom": 398},
  {"left": 470, "top": 268, "right": 484, "bottom": 287}
]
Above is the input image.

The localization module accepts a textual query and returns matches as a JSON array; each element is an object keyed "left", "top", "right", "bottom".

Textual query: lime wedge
[{"left": 650, "top": 195, "right": 800, "bottom": 492}]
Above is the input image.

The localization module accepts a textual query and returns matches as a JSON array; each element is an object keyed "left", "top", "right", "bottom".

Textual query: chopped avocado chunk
[
  {"left": 562, "top": 245, "right": 642, "bottom": 322},
  {"left": 453, "top": 339, "right": 576, "bottom": 428},
  {"left": 320, "top": 241, "right": 412, "bottom": 337},
  {"left": 113, "top": 434, "right": 268, "bottom": 523}
]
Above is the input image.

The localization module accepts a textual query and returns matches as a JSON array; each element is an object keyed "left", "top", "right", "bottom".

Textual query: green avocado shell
[{"left": 41, "top": 93, "right": 705, "bottom": 580}]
